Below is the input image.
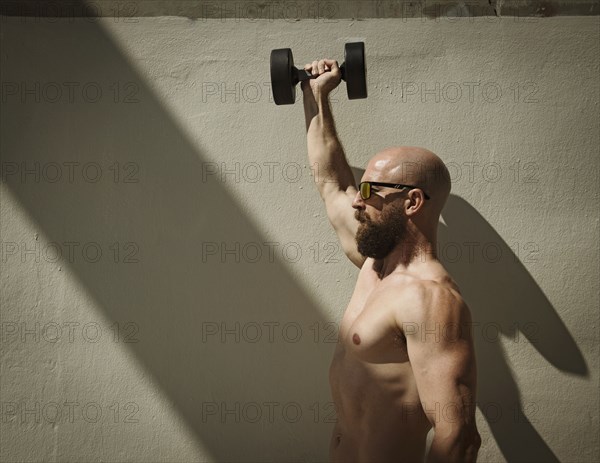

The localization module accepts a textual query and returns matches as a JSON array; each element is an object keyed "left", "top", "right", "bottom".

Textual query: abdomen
[{"left": 328, "top": 346, "right": 431, "bottom": 461}]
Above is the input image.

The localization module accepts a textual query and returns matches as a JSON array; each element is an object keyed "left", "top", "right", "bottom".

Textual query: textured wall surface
[{"left": 1, "top": 8, "right": 599, "bottom": 463}]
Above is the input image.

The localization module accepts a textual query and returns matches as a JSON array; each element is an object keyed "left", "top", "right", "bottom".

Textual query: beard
[{"left": 355, "top": 206, "right": 408, "bottom": 259}]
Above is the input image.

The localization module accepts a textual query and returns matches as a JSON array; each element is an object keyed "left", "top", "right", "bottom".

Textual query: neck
[{"left": 372, "top": 227, "right": 438, "bottom": 279}]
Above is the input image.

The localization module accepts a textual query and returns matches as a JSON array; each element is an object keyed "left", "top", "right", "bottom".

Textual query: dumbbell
[{"left": 270, "top": 42, "right": 367, "bottom": 105}]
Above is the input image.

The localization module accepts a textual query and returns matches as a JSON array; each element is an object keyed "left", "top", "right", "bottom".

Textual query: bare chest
[
  {"left": 328, "top": 276, "right": 418, "bottom": 427},
  {"left": 337, "top": 291, "right": 409, "bottom": 365}
]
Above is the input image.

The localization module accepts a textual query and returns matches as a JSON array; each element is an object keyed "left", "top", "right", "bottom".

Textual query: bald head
[{"left": 364, "top": 146, "right": 451, "bottom": 217}]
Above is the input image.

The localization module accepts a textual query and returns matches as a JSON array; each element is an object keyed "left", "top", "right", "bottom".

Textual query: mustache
[{"left": 355, "top": 210, "right": 369, "bottom": 222}]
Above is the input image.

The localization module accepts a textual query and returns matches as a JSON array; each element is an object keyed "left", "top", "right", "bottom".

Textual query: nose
[{"left": 352, "top": 190, "right": 365, "bottom": 209}]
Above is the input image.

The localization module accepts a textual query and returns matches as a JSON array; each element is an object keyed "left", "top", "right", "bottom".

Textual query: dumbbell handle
[{"left": 294, "top": 63, "right": 346, "bottom": 84}]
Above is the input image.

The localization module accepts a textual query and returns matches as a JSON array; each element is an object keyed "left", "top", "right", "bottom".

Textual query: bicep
[{"left": 323, "top": 186, "right": 365, "bottom": 268}]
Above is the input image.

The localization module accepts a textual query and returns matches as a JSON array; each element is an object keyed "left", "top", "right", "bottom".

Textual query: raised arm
[{"left": 301, "top": 58, "right": 365, "bottom": 269}]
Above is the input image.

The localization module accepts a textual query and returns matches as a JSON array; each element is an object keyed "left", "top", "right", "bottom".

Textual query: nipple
[{"left": 352, "top": 333, "right": 361, "bottom": 345}]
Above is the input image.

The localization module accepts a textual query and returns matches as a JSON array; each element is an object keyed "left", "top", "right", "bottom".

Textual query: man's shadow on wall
[
  {"left": 351, "top": 167, "right": 588, "bottom": 462},
  {"left": 439, "top": 195, "right": 588, "bottom": 462}
]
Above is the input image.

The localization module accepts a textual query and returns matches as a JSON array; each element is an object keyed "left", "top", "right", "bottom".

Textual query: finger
[
  {"left": 323, "top": 59, "right": 339, "bottom": 70},
  {"left": 304, "top": 63, "right": 312, "bottom": 71},
  {"left": 311, "top": 60, "right": 319, "bottom": 76},
  {"left": 318, "top": 59, "right": 326, "bottom": 74}
]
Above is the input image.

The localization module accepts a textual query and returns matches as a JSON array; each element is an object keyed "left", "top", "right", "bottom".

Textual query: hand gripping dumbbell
[{"left": 270, "top": 42, "right": 367, "bottom": 105}]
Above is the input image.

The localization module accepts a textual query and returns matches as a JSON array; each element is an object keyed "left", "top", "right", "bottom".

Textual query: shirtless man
[{"left": 301, "top": 58, "right": 482, "bottom": 462}]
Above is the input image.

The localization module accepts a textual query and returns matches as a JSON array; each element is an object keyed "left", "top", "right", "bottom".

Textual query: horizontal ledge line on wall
[{"left": 0, "top": 1, "right": 598, "bottom": 19}]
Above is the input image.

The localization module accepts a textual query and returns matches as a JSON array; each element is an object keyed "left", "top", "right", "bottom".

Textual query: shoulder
[{"left": 389, "top": 279, "right": 471, "bottom": 328}]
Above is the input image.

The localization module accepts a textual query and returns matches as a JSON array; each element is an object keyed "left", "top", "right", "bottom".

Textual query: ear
[{"left": 405, "top": 190, "right": 426, "bottom": 216}]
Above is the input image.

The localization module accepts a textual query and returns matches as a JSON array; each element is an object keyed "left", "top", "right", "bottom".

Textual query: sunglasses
[{"left": 359, "top": 181, "right": 431, "bottom": 201}]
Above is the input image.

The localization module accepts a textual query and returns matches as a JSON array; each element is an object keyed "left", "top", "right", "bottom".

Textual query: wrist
[{"left": 306, "top": 93, "right": 331, "bottom": 116}]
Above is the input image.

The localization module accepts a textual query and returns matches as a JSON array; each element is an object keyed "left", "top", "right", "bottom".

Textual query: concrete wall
[{"left": 1, "top": 3, "right": 598, "bottom": 462}]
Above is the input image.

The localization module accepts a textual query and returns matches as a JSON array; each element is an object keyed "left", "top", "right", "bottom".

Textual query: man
[{"left": 301, "top": 58, "right": 481, "bottom": 462}]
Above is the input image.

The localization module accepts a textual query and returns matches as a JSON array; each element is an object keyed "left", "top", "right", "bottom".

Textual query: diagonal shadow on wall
[{"left": 1, "top": 16, "right": 337, "bottom": 463}]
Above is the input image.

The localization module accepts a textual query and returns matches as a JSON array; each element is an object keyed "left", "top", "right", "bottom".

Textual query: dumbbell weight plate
[
  {"left": 343, "top": 42, "right": 367, "bottom": 100},
  {"left": 270, "top": 48, "right": 296, "bottom": 105}
]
